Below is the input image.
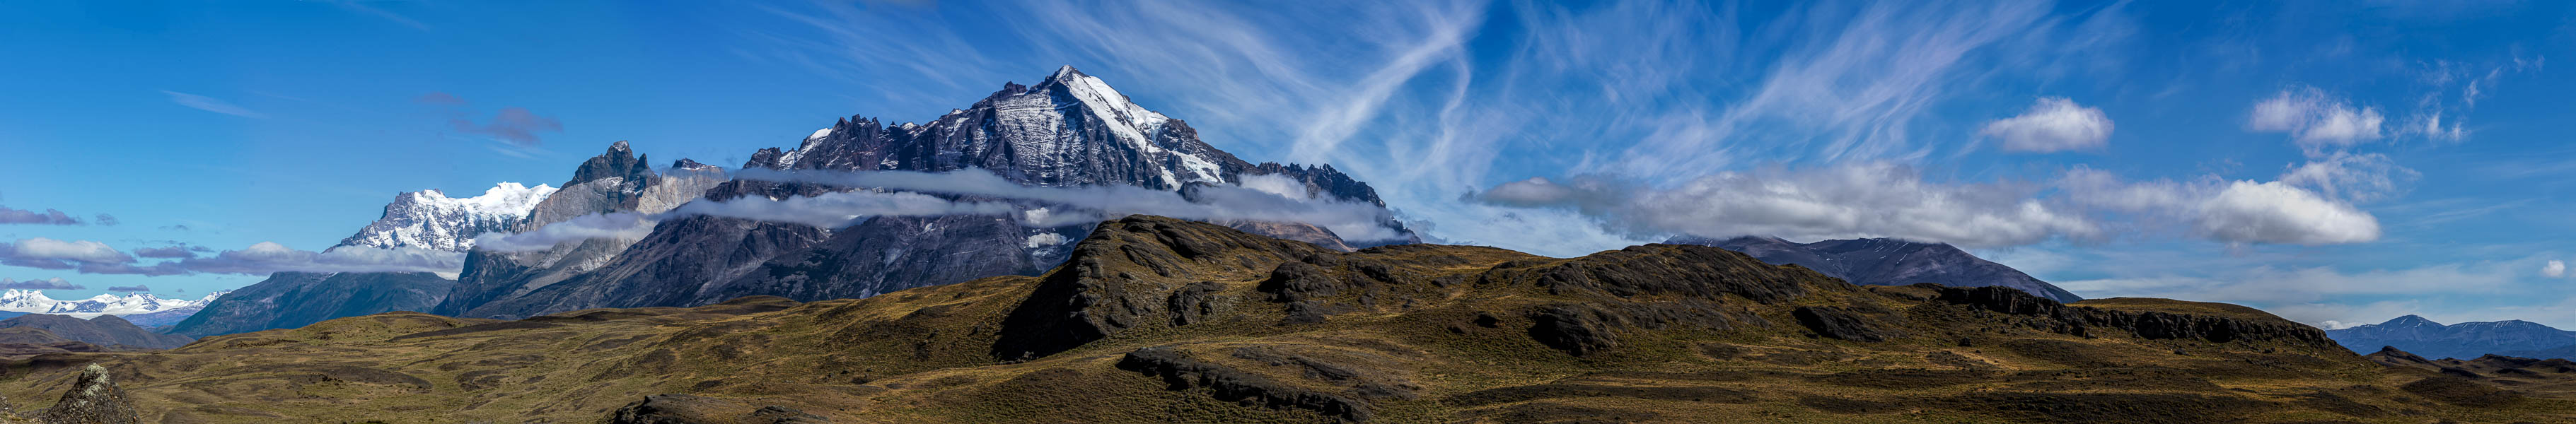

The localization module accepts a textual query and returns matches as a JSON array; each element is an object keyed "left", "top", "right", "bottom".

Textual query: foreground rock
[{"left": 35, "top": 365, "right": 137, "bottom": 424}]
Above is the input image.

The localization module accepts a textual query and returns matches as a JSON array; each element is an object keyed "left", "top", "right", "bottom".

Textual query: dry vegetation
[{"left": 0, "top": 216, "right": 2568, "bottom": 423}]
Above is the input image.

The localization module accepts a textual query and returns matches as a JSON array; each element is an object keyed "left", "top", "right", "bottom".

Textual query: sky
[{"left": 1, "top": 0, "right": 2571, "bottom": 329}]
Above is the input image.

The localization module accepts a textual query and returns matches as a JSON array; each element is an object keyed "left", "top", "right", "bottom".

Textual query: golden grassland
[{"left": 0, "top": 216, "right": 2565, "bottom": 423}]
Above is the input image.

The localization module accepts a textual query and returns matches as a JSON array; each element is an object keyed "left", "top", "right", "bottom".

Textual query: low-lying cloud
[
  {"left": 470, "top": 168, "right": 1411, "bottom": 252},
  {"left": 1473, "top": 162, "right": 2386, "bottom": 248},
  {"left": 729, "top": 168, "right": 1410, "bottom": 242},
  {"left": 1, "top": 237, "right": 460, "bottom": 276},
  {"left": 1473, "top": 163, "right": 2097, "bottom": 248}
]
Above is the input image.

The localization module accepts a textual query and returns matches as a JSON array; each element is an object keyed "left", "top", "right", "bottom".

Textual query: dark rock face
[
  {"left": 446, "top": 66, "right": 1413, "bottom": 319},
  {"left": 0, "top": 314, "right": 191, "bottom": 350},
  {"left": 1793, "top": 306, "right": 1893, "bottom": 342},
  {"left": 37, "top": 364, "right": 139, "bottom": 424},
  {"left": 2329, "top": 314, "right": 2576, "bottom": 360},
  {"left": 1673, "top": 236, "right": 2082, "bottom": 303},
  {"left": 167, "top": 271, "right": 454, "bottom": 337},
  {"left": 608, "top": 394, "right": 827, "bottom": 424},
  {"left": 1930, "top": 285, "right": 2338, "bottom": 349},
  {"left": 1116, "top": 346, "right": 1371, "bottom": 423}
]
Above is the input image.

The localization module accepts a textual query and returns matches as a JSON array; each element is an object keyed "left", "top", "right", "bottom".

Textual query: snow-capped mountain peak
[{"left": 337, "top": 182, "right": 559, "bottom": 251}]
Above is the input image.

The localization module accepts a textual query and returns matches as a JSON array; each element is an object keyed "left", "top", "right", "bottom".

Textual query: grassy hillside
[{"left": 0, "top": 216, "right": 2568, "bottom": 423}]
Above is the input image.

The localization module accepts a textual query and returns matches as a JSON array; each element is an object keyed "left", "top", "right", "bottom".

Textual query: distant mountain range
[
  {"left": 2327, "top": 314, "right": 2576, "bottom": 360},
  {"left": 0, "top": 313, "right": 192, "bottom": 350},
  {"left": 0, "top": 289, "right": 226, "bottom": 321},
  {"left": 1667, "top": 235, "right": 2083, "bottom": 303}
]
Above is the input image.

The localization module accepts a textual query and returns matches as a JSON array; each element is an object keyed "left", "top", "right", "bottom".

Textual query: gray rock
[{"left": 36, "top": 364, "right": 138, "bottom": 424}]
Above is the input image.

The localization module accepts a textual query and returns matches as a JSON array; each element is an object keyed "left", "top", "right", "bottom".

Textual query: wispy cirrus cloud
[{"left": 161, "top": 90, "right": 266, "bottom": 119}]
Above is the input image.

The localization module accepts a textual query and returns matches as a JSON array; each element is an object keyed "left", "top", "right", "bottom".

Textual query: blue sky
[{"left": 1, "top": 1, "right": 2571, "bottom": 329}]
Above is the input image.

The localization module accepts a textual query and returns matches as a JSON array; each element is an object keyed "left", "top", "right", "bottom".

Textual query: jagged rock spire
[{"left": 567, "top": 140, "right": 654, "bottom": 187}]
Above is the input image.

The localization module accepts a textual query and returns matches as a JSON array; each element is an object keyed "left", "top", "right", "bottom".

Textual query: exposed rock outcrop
[
  {"left": 1930, "top": 285, "right": 2338, "bottom": 349},
  {"left": 608, "top": 394, "right": 827, "bottom": 424},
  {"left": 36, "top": 365, "right": 137, "bottom": 424},
  {"left": 1116, "top": 346, "right": 1370, "bottom": 423}
]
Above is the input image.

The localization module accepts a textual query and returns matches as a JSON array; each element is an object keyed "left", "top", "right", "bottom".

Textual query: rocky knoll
[{"left": 0, "top": 216, "right": 2568, "bottom": 423}]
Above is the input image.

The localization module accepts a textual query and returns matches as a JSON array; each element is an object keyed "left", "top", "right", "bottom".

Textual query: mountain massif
[
  {"left": 1671, "top": 235, "right": 2084, "bottom": 303},
  {"left": 436, "top": 66, "right": 1412, "bottom": 319},
  {"left": 2328, "top": 314, "right": 2576, "bottom": 360},
  {"left": 0, "top": 216, "right": 2565, "bottom": 423}
]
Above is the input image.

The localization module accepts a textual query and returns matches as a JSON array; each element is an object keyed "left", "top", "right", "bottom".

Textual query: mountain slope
[
  {"left": 0, "top": 314, "right": 191, "bottom": 349},
  {"left": 3, "top": 216, "right": 2560, "bottom": 423},
  {"left": 443, "top": 66, "right": 1414, "bottom": 319},
  {"left": 2328, "top": 314, "right": 2576, "bottom": 360},
  {"left": 1669, "top": 235, "right": 2083, "bottom": 302},
  {"left": 164, "top": 272, "right": 454, "bottom": 338}
]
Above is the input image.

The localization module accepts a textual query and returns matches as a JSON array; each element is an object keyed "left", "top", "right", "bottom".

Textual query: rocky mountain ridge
[
  {"left": 2329, "top": 314, "right": 2576, "bottom": 360},
  {"left": 1670, "top": 235, "right": 2084, "bottom": 303}
]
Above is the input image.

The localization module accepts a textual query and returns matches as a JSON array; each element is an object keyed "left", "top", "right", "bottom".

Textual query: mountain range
[
  {"left": 1670, "top": 235, "right": 2084, "bottom": 303},
  {"left": 0, "top": 314, "right": 192, "bottom": 350},
  {"left": 2328, "top": 314, "right": 2576, "bottom": 360},
  {"left": 1, "top": 216, "right": 2565, "bottom": 423},
  {"left": 0, "top": 290, "right": 225, "bottom": 322},
  {"left": 169, "top": 66, "right": 1416, "bottom": 335}
]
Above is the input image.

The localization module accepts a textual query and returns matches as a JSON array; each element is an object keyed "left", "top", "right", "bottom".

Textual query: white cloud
[
  {"left": 1982, "top": 97, "right": 2113, "bottom": 153},
  {"left": 2050, "top": 167, "right": 2383, "bottom": 246},
  {"left": 161, "top": 90, "right": 267, "bottom": 119},
  {"left": 168, "top": 242, "right": 463, "bottom": 275},
  {"left": 2548, "top": 260, "right": 2568, "bottom": 278},
  {"left": 1473, "top": 163, "right": 2099, "bottom": 248},
  {"left": 2248, "top": 88, "right": 2384, "bottom": 151},
  {"left": 2194, "top": 181, "right": 2381, "bottom": 245},
  {"left": 2, "top": 238, "right": 134, "bottom": 264}
]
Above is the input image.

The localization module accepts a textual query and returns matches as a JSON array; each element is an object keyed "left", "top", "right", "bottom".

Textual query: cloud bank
[
  {"left": 471, "top": 168, "right": 1412, "bottom": 252},
  {"left": 1474, "top": 163, "right": 2096, "bottom": 248},
  {"left": 1, "top": 237, "right": 460, "bottom": 276}
]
